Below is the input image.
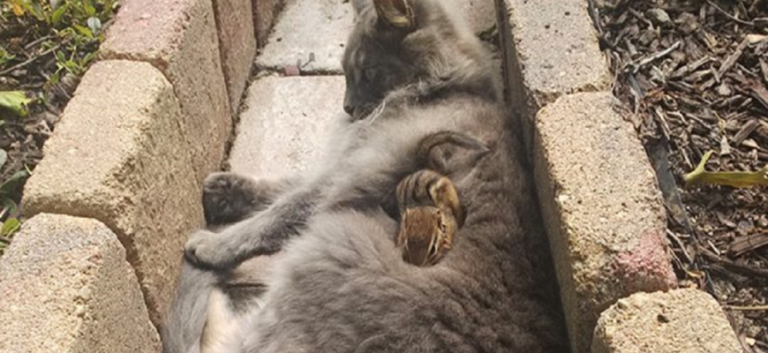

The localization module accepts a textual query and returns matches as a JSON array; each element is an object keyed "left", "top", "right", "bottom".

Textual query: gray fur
[
  {"left": 167, "top": 0, "right": 568, "bottom": 351},
  {"left": 162, "top": 261, "right": 216, "bottom": 353},
  {"left": 243, "top": 104, "right": 568, "bottom": 351},
  {"left": 182, "top": 0, "right": 500, "bottom": 271}
]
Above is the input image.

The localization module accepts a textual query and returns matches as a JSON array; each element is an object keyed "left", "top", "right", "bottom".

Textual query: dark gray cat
[{"left": 166, "top": 0, "right": 568, "bottom": 352}]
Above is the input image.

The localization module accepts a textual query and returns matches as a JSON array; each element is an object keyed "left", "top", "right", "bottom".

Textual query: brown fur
[{"left": 395, "top": 169, "right": 463, "bottom": 266}]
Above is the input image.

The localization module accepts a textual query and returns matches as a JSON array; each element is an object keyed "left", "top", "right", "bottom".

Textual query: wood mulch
[
  {"left": 594, "top": 0, "right": 767, "bottom": 349},
  {"left": 0, "top": 1, "right": 116, "bottom": 255}
]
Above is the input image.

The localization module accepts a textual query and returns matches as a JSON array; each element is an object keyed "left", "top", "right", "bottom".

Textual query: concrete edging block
[
  {"left": 0, "top": 213, "right": 161, "bottom": 353},
  {"left": 252, "top": 0, "right": 285, "bottom": 46},
  {"left": 101, "top": 0, "right": 232, "bottom": 184},
  {"left": 23, "top": 60, "right": 204, "bottom": 327},
  {"left": 592, "top": 289, "right": 742, "bottom": 353},
  {"left": 496, "top": 0, "right": 612, "bottom": 154},
  {"left": 532, "top": 92, "right": 677, "bottom": 353},
  {"left": 213, "top": 0, "right": 257, "bottom": 112}
]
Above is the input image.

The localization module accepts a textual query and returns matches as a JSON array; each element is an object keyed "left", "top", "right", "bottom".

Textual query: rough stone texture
[
  {"left": 592, "top": 289, "right": 742, "bottom": 353},
  {"left": 0, "top": 214, "right": 161, "bottom": 353},
  {"left": 23, "top": 61, "right": 204, "bottom": 327},
  {"left": 445, "top": 0, "right": 497, "bottom": 34},
  {"left": 229, "top": 75, "right": 345, "bottom": 179},
  {"left": 497, "top": 0, "right": 612, "bottom": 153},
  {"left": 533, "top": 92, "right": 677, "bottom": 353},
  {"left": 253, "top": 0, "right": 285, "bottom": 45},
  {"left": 101, "top": 0, "right": 231, "bottom": 184},
  {"left": 213, "top": 0, "right": 257, "bottom": 112},
  {"left": 256, "top": 0, "right": 353, "bottom": 74}
]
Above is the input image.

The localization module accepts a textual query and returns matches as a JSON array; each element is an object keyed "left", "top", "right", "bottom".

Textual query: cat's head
[{"left": 342, "top": 0, "right": 491, "bottom": 120}]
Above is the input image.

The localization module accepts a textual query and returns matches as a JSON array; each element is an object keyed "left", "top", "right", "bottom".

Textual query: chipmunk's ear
[
  {"left": 418, "top": 131, "right": 491, "bottom": 178},
  {"left": 373, "top": 0, "right": 415, "bottom": 29}
]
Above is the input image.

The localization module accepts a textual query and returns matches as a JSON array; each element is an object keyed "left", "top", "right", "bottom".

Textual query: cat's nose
[{"left": 344, "top": 104, "right": 355, "bottom": 115}]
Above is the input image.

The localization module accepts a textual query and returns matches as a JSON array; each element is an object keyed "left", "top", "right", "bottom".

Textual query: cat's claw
[{"left": 183, "top": 229, "right": 239, "bottom": 270}]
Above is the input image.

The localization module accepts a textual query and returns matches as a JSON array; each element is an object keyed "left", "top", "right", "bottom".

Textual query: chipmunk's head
[{"left": 396, "top": 206, "right": 455, "bottom": 266}]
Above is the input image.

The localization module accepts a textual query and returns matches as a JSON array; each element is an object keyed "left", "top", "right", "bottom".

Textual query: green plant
[
  {"left": 0, "top": 91, "right": 31, "bottom": 116},
  {"left": 5, "top": 0, "right": 119, "bottom": 86},
  {"left": 0, "top": 169, "right": 28, "bottom": 256},
  {"left": 0, "top": 45, "right": 14, "bottom": 66}
]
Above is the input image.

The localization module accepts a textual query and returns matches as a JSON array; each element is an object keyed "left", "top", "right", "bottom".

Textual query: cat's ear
[{"left": 373, "top": 0, "right": 415, "bottom": 29}]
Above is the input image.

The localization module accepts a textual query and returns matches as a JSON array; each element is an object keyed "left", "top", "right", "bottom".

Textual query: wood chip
[
  {"left": 733, "top": 120, "right": 761, "bottom": 145},
  {"left": 718, "top": 38, "right": 749, "bottom": 78},
  {"left": 729, "top": 232, "right": 768, "bottom": 257},
  {"left": 750, "top": 81, "right": 768, "bottom": 110}
]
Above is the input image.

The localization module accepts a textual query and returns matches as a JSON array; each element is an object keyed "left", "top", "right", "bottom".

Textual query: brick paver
[{"left": 228, "top": 75, "right": 345, "bottom": 179}]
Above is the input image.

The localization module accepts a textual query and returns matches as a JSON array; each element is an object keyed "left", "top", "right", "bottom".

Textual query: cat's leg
[
  {"left": 416, "top": 131, "right": 491, "bottom": 178},
  {"left": 203, "top": 172, "right": 301, "bottom": 226},
  {"left": 185, "top": 185, "right": 322, "bottom": 270},
  {"left": 186, "top": 130, "right": 490, "bottom": 270}
]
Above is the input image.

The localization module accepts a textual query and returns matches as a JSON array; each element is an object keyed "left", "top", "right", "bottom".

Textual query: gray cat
[{"left": 166, "top": 0, "right": 568, "bottom": 352}]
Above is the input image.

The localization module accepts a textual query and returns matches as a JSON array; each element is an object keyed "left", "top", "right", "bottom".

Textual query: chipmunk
[{"left": 395, "top": 169, "right": 465, "bottom": 266}]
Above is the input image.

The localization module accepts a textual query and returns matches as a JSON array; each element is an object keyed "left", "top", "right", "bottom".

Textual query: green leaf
[
  {"left": 0, "top": 45, "right": 15, "bottom": 66},
  {"left": 55, "top": 50, "right": 66, "bottom": 63},
  {"left": 0, "top": 169, "right": 30, "bottom": 196},
  {"left": 84, "top": 0, "right": 96, "bottom": 16},
  {"left": 0, "top": 91, "right": 31, "bottom": 116},
  {"left": 20, "top": 0, "right": 47, "bottom": 22},
  {"left": 51, "top": 3, "right": 68, "bottom": 25},
  {"left": 49, "top": 69, "right": 62, "bottom": 85},
  {"left": 72, "top": 24, "right": 93, "bottom": 39},
  {"left": 1, "top": 217, "right": 21, "bottom": 237},
  {"left": 684, "top": 151, "right": 768, "bottom": 188},
  {"left": 82, "top": 51, "right": 98, "bottom": 66}
]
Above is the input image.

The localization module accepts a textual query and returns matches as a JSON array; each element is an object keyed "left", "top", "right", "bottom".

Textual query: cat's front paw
[
  {"left": 184, "top": 229, "right": 240, "bottom": 270},
  {"left": 203, "top": 172, "right": 261, "bottom": 226}
]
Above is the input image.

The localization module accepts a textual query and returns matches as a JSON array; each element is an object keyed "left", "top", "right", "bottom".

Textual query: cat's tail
[{"left": 162, "top": 261, "right": 217, "bottom": 353}]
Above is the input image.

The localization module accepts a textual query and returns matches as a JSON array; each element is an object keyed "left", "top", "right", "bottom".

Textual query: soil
[
  {"left": 594, "top": 0, "right": 768, "bottom": 349},
  {"left": 0, "top": 3, "right": 112, "bottom": 254}
]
